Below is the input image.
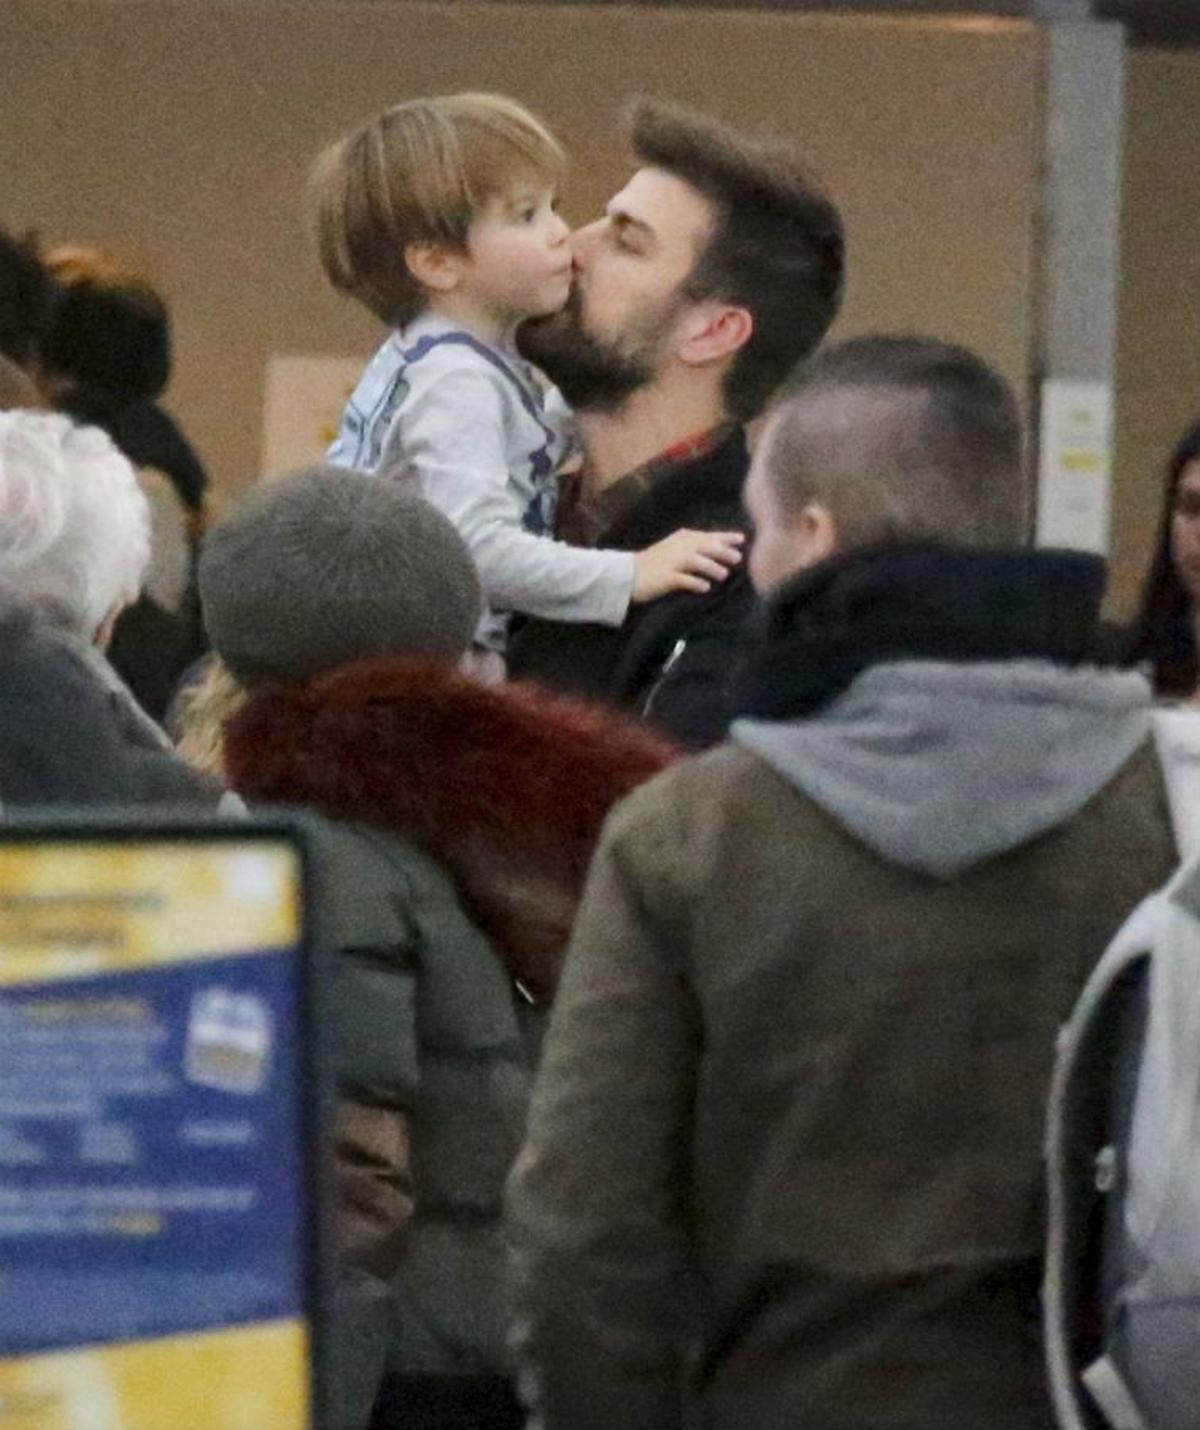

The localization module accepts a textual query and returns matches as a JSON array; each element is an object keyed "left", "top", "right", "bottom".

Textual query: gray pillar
[{"left": 1031, "top": 14, "right": 1126, "bottom": 554}]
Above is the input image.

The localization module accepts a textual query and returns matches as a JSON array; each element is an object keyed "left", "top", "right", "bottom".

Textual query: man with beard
[{"left": 509, "top": 99, "right": 844, "bottom": 747}]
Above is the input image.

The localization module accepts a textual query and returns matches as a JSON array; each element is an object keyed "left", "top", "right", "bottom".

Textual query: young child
[{"left": 309, "top": 93, "right": 742, "bottom": 655}]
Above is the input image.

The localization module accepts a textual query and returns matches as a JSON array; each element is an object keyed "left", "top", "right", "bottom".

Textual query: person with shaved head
[{"left": 507, "top": 336, "right": 1175, "bottom": 1430}]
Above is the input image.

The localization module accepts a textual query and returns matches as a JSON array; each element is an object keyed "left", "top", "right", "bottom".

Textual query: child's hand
[{"left": 632, "top": 529, "right": 745, "bottom": 602}]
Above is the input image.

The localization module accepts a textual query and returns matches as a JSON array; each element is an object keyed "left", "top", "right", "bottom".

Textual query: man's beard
[{"left": 517, "top": 284, "right": 676, "bottom": 415}]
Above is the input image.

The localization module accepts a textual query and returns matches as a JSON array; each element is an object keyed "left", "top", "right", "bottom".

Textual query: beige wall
[
  {"left": 0, "top": 2, "right": 1042, "bottom": 507},
  {"left": 1110, "top": 47, "right": 1200, "bottom": 615}
]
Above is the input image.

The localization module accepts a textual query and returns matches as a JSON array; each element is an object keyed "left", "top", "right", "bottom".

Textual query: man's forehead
[
  {"left": 748, "top": 408, "right": 783, "bottom": 473},
  {"left": 607, "top": 167, "right": 715, "bottom": 243},
  {"left": 743, "top": 409, "right": 790, "bottom": 500}
]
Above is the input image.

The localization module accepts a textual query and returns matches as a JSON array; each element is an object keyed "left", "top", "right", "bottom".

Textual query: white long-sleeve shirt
[{"left": 327, "top": 315, "right": 635, "bottom": 651}]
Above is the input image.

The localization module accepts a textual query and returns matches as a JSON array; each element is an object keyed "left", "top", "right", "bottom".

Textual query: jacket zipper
[{"left": 642, "top": 638, "right": 688, "bottom": 720}]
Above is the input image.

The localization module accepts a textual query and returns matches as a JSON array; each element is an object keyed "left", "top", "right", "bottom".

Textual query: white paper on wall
[
  {"left": 1035, "top": 378, "right": 1113, "bottom": 555},
  {"left": 260, "top": 354, "right": 365, "bottom": 477}
]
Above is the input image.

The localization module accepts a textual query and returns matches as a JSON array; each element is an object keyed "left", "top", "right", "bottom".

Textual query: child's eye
[{"left": 518, "top": 205, "right": 537, "bottom": 223}]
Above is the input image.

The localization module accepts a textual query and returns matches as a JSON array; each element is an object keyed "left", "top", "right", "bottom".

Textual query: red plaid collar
[{"left": 558, "top": 424, "right": 735, "bottom": 546}]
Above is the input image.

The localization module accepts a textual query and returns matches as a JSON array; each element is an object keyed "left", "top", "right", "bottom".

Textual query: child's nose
[{"left": 549, "top": 210, "right": 570, "bottom": 245}]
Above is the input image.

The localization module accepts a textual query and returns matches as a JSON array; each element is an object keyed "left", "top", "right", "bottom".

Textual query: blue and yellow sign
[{"left": 0, "top": 839, "right": 313, "bottom": 1429}]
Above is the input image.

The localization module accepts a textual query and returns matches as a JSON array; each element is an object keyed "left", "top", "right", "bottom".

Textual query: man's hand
[{"left": 632, "top": 528, "right": 745, "bottom": 602}]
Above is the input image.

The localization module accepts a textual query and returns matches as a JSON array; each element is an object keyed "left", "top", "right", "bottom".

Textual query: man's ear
[
  {"left": 794, "top": 502, "right": 839, "bottom": 568},
  {"left": 405, "top": 242, "right": 466, "bottom": 294},
  {"left": 675, "top": 302, "right": 754, "bottom": 368}
]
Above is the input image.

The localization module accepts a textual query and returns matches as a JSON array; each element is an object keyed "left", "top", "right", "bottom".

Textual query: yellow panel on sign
[
  {"left": 0, "top": 844, "right": 299, "bottom": 987},
  {"left": 0, "top": 1317, "right": 309, "bottom": 1429}
]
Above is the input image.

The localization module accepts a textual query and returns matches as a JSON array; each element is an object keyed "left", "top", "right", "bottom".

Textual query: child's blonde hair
[
  {"left": 308, "top": 92, "right": 566, "bottom": 326},
  {"left": 173, "top": 655, "right": 247, "bottom": 778}
]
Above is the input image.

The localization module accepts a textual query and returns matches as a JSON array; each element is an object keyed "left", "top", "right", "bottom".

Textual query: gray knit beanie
[{"left": 198, "top": 465, "right": 482, "bottom": 688}]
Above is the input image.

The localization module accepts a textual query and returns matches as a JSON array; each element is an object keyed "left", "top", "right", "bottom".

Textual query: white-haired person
[{"left": 0, "top": 409, "right": 217, "bottom": 807}]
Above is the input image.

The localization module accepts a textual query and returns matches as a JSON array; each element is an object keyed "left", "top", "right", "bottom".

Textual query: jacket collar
[
  {"left": 223, "top": 657, "right": 676, "bottom": 998},
  {"left": 569, "top": 425, "right": 749, "bottom": 550},
  {"left": 738, "top": 541, "right": 1109, "bottom": 722},
  {"left": 0, "top": 584, "right": 171, "bottom": 753}
]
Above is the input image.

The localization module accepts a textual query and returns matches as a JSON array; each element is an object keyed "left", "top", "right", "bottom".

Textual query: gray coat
[{"left": 0, "top": 591, "right": 218, "bottom": 810}]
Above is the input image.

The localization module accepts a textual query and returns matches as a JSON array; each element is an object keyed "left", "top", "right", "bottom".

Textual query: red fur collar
[{"left": 223, "top": 658, "right": 676, "bottom": 992}]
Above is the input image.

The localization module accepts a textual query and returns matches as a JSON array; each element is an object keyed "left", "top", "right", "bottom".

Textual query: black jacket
[
  {"left": 507, "top": 427, "right": 756, "bottom": 748},
  {"left": 60, "top": 385, "right": 210, "bottom": 721},
  {"left": 61, "top": 385, "right": 207, "bottom": 514}
]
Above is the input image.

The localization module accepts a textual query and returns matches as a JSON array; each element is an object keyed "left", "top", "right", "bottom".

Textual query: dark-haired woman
[
  {"left": 1128, "top": 419, "right": 1200, "bottom": 854},
  {"left": 36, "top": 245, "right": 210, "bottom": 719},
  {"left": 1129, "top": 420, "right": 1200, "bottom": 700}
]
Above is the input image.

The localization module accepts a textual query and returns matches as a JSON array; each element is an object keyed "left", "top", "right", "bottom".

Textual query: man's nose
[{"left": 570, "top": 218, "right": 604, "bottom": 264}]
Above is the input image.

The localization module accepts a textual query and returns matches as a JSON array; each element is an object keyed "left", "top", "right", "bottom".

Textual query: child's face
[{"left": 460, "top": 182, "right": 572, "bottom": 328}]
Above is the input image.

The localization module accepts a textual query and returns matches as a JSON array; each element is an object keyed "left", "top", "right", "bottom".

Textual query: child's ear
[
  {"left": 675, "top": 302, "right": 754, "bottom": 368},
  {"left": 405, "top": 242, "right": 466, "bottom": 294}
]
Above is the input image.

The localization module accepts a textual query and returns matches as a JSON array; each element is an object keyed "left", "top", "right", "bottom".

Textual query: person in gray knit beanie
[
  {"left": 181, "top": 462, "right": 676, "bottom": 1430},
  {"left": 198, "top": 463, "right": 481, "bottom": 688}
]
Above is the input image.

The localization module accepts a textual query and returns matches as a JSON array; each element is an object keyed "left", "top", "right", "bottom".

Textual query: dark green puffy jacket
[{"left": 315, "top": 820, "right": 541, "bottom": 1425}]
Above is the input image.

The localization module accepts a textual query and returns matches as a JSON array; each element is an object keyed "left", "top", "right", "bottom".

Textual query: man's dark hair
[
  {"left": 39, "top": 258, "right": 171, "bottom": 400},
  {"left": 0, "top": 227, "right": 52, "bottom": 369},
  {"left": 631, "top": 99, "right": 844, "bottom": 423},
  {"left": 765, "top": 335, "right": 1026, "bottom": 549}
]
